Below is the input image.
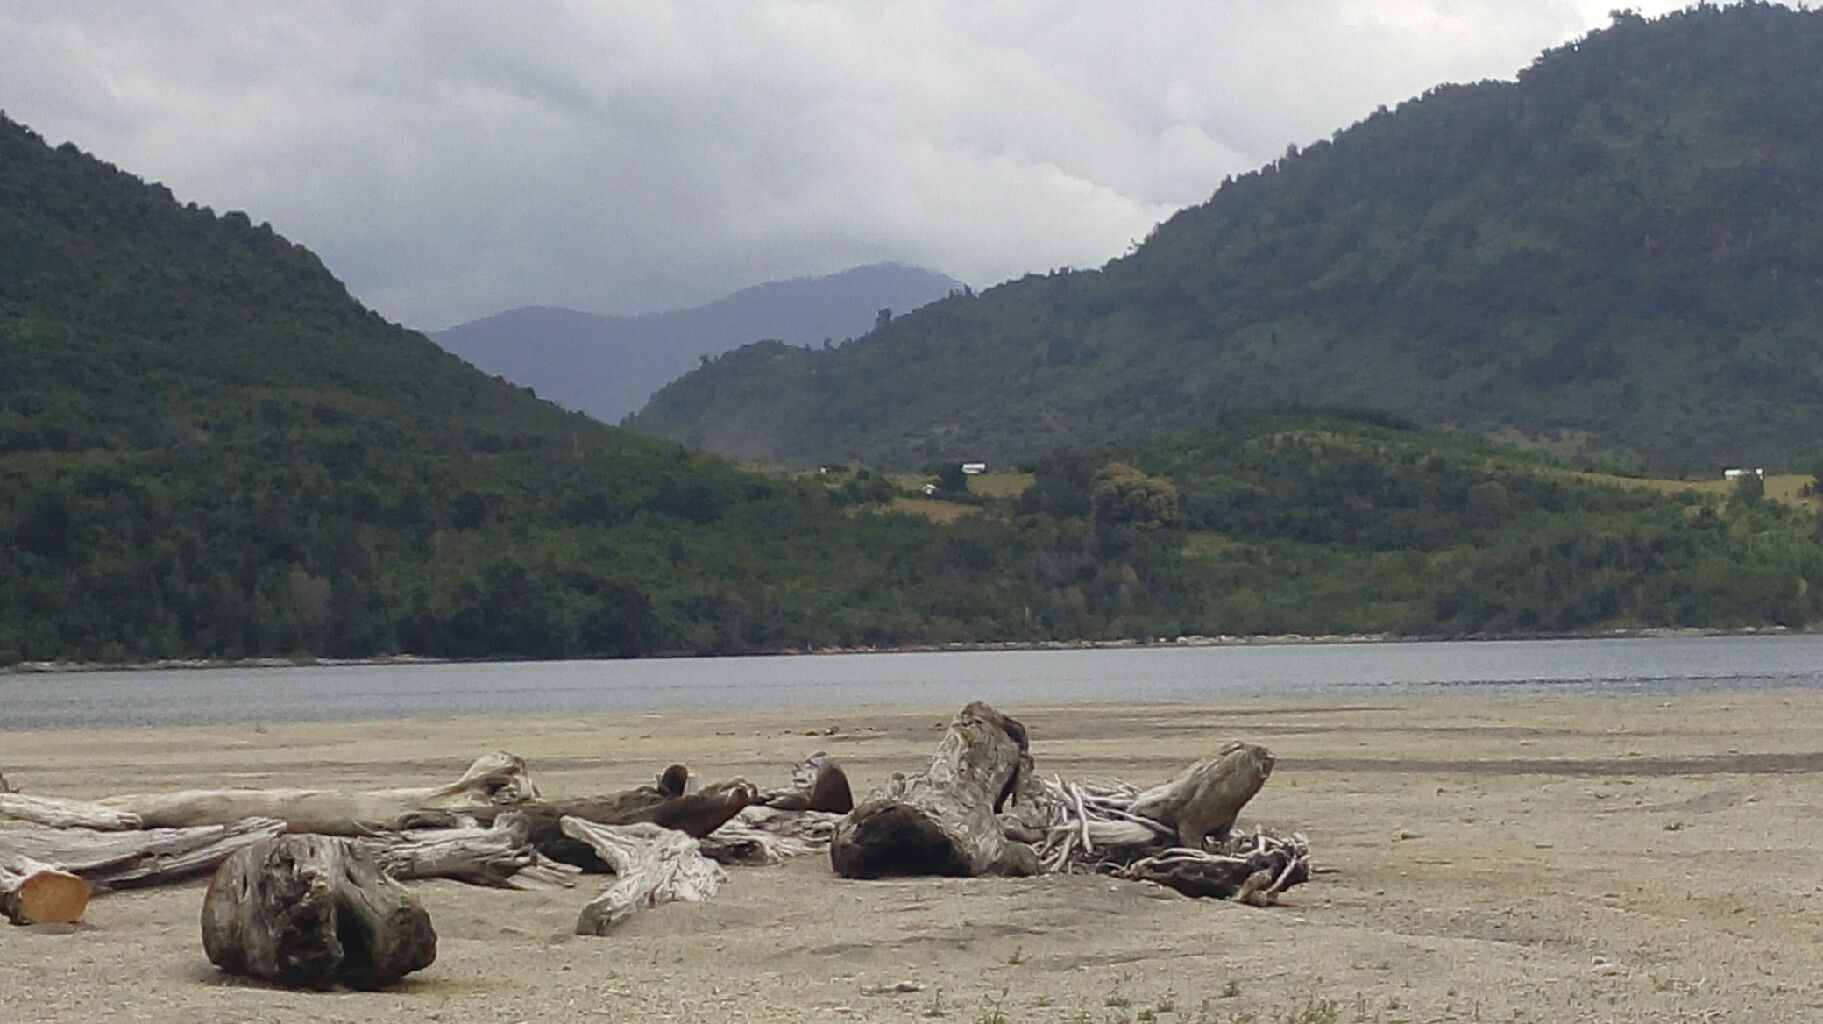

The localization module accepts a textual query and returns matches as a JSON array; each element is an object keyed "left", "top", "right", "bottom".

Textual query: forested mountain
[
  {"left": 0, "top": 114, "right": 1047, "bottom": 663},
  {"left": 3, "top": 102, "right": 1820, "bottom": 668},
  {"left": 630, "top": 5, "right": 1823, "bottom": 472},
  {"left": 432, "top": 263, "right": 961, "bottom": 423}
]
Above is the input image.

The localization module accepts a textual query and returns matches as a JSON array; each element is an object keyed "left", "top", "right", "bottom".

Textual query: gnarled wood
[
  {"left": 699, "top": 805, "right": 843, "bottom": 865},
  {"left": 201, "top": 835, "right": 436, "bottom": 990},
  {"left": 1, "top": 857, "right": 89, "bottom": 925},
  {"left": 1127, "top": 742, "right": 1274, "bottom": 847},
  {"left": 761, "top": 752, "right": 855, "bottom": 813},
  {"left": 1, "top": 753, "right": 535, "bottom": 835},
  {"left": 560, "top": 818, "right": 724, "bottom": 935},
  {"left": 356, "top": 811, "right": 544, "bottom": 887},
  {"left": 499, "top": 776, "right": 759, "bottom": 871},
  {"left": 0, "top": 817, "right": 285, "bottom": 892},
  {"left": 1115, "top": 829, "right": 1312, "bottom": 906},
  {"left": 831, "top": 701, "right": 1040, "bottom": 879}
]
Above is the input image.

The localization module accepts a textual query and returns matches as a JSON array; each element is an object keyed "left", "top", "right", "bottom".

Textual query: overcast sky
[{"left": 0, "top": 1, "right": 1690, "bottom": 329}]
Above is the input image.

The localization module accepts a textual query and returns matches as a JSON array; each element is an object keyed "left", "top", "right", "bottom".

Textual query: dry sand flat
[{"left": 5, "top": 689, "right": 1823, "bottom": 1023}]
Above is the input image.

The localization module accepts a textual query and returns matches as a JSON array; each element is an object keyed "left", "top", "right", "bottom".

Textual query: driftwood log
[
  {"left": 700, "top": 805, "right": 844, "bottom": 865},
  {"left": 0, "top": 753, "right": 536, "bottom": 835},
  {"left": 500, "top": 777, "right": 762, "bottom": 872},
  {"left": 201, "top": 835, "right": 436, "bottom": 990},
  {"left": 831, "top": 700, "right": 1041, "bottom": 878},
  {"left": 0, "top": 816, "right": 285, "bottom": 896},
  {"left": 1, "top": 857, "right": 89, "bottom": 925},
  {"left": 356, "top": 811, "right": 577, "bottom": 889},
  {"left": 561, "top": 818, "right": 724, "bottom": 935}
]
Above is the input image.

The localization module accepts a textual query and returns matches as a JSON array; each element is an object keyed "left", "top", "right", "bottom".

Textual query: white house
[
  {"left": 961, "top": 462, "right": 988, "bottom": 475},
  {"left": 1723, "top": 468, "right": 1765, "bottom": 481},
  {"left": 922, "top": 483, "right": 938, "bottom": 496}
]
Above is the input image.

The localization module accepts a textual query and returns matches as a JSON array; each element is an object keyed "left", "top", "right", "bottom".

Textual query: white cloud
[{"left": 0, "top": 0, "right": 1692, "bottom": 328}]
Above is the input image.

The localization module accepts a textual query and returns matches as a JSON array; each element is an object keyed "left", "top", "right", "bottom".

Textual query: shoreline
[{"left": 0, "top": 623, "right": 1805, "bottom": 676}]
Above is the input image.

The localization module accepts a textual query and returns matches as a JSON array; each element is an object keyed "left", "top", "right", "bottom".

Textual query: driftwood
[
  {"left": 1116, "top": 829, "right": 1312, "bottom": 906},
  {"left": 561, "top": 818, "right": 724, "bottom": 935},
  {"left": 355, "top": 811, "right": 576, "bottom": 889},
  {"left": 1028, "top": 746, "right": 1312, "bottom": 904},
  {"left": 760, "top": 752, "right": 855, "bottom": 813},
  {"left": 1, "top": 857, "right": 89, "bottom": 925},
  {"left": 0, "top": 816, "right": 286, "bottom": 895},
  {"left": 1036, "top": 742, "right": 1278, "bottom": 869},
  {"left": 0, "top": 753, "right": 536, "bottom": 835},
  {"left": 831, "top": 700, "right": 1041, "bottom": 878},
  {"left": 507, "top": 777, "right": 761, "bottom": 872},
  {"left": 700, "top": 805, "right": 844, "bottom": 865},
  {"left": 0, "top": 792, "right": 143, "bottom": 831},
  {"left": 201, "top": 835, "right": 436, "bottom": 990}
]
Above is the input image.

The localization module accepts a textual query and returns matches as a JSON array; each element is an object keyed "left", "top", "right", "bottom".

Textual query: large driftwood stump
[
  {"left": 560, "top": 818, "right": 725, "bottom": 935},
  {"left": 2, "top": 857, "right": 89, "bottom": 925},
  {"left": 0, "top": 753, "right": 535, "bottom": 835},
  {"left": 831, "top": 700, "right": 1040, "bottom": 878},
  {"left": 201, "top": 836, "right": 436, "bottom": 990}
]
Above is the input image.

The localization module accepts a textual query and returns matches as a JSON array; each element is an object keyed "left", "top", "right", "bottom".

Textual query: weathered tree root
[
  {"left": 201, "top": 835, "right": 437, "bottom": 990},
  {"left": 562, "top": 818, "right": 725, "bottom": 935},
  {"left": 1114, "top": 829, "right": 1313, "bottom": 906}
]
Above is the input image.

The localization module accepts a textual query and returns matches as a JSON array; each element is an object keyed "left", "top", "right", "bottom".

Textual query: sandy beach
[{"left": 4, "top": 689, "right": 1821, "bottom": 1023}]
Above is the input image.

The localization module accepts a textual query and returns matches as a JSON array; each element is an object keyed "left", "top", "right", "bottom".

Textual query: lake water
[{"left": 2, "top": 634, "right": 1820, "bottom": 732}]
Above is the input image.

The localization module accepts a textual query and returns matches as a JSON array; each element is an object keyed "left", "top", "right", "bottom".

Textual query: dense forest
[
  {"left": 5, "top": 84, "right": 1823, "bottom": 667},
  {"left": 630, "top": 4, "right": 1823, "bottom": 473}
]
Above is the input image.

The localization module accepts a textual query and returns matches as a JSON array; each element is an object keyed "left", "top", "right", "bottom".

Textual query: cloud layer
[{"left": 0, "top": 1, "right": 1688, "bottom": 328}]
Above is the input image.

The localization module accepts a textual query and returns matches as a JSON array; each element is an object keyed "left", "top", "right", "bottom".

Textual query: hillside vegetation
[
  {"left": 4, "top": 107, "right": 1822, "bottom": 668},
  {"left": 631, "top": 5, "right": 1823, "bottom": 473}
]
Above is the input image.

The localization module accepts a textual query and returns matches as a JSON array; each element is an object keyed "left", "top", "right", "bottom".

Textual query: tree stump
[
  {"left": 201, "top": 835, "right": 436, "bottom": 990},
  {"left": 830, "top": 700, "right": 1041, "bottom": 878}
]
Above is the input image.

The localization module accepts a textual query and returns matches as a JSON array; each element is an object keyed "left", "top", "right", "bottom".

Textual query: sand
[{"left": 4, "top": 689, "right": 1822, "bottom": 1023}]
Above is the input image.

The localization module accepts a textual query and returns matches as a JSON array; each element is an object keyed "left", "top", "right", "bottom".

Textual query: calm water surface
[{"left": 2, "top": 635, "right": 1820, "bottom": 731}]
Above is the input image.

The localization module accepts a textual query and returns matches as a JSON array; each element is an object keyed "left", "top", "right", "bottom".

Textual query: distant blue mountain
[{"left": 433, "top": 263, "right": 963, "bottom": 423}]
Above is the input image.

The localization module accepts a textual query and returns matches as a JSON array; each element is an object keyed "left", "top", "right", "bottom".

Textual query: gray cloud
[{"left": 0, "top": 1, "right": 1689, "bottom": 328}]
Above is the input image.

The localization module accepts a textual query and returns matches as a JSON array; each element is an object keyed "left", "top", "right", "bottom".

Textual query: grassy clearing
[
  {"left": 1562, "top": 470, "right": 1818, "bottom": 509},
  {"left": 886, "top": 497, "right": 980, "bottom": 523}
]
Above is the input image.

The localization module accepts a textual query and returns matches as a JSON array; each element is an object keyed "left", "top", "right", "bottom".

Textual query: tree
[
  {"left": 1728, "top": 472, "right": 1766, "bottom": 512},
  {"left": 934, "top": 463, "right": 969, "bottom": 493},
  {"left": 1090, "top": 463, "right": 1180, "bottom": 530}
]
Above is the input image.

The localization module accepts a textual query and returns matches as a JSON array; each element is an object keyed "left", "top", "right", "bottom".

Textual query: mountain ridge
[
  {"left": 629, "top": 4, "right": 1823, "bottom": 472},
  {"left": 434, "top": 262, "right": 962, "bottom": 423}
]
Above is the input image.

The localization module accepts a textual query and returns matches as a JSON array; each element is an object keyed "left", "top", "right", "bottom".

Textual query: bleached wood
[
  {"left": 1127, "top": 742, "right": 1275, "bottom": 847},
  {"left": 831, "top": 701, "right": 1042, "bottom": 878},
  {"left": 699, "top": 805, "right": 843, "bottom": 865},
  {"left": 356, "top": 811, "right": 541, "bottom": 887},
  {"left": 0, "top": 817, "right": 285, "bottom": 891},
  {"left": 1, "top": 856, "right": 89, "bottom": 925},
  {"left": 0, "top": 752, "right": 537, "bottom": 835},
  {"left": 561, "top": 818, "right": 724, "bottom": 935},
  {"left": 508, "top": 778, "right": 759, "bottom": 871},
  {"left": 201, "top": 835, "right": 436, "bottom": 990},
  {"left": 0, "top": 792, "right": 143, "bottom": 831}
]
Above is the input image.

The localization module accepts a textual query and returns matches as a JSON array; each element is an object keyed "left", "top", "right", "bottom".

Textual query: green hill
[
  {"left": 0, "top": 115, "right": 1054, "bottom": 663},
  {"left": 630, "top": 5, "right": 1823, "bottom": 473},
  {"left": 4, "top": 110, "right": 1820, "bottom": 667}
]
